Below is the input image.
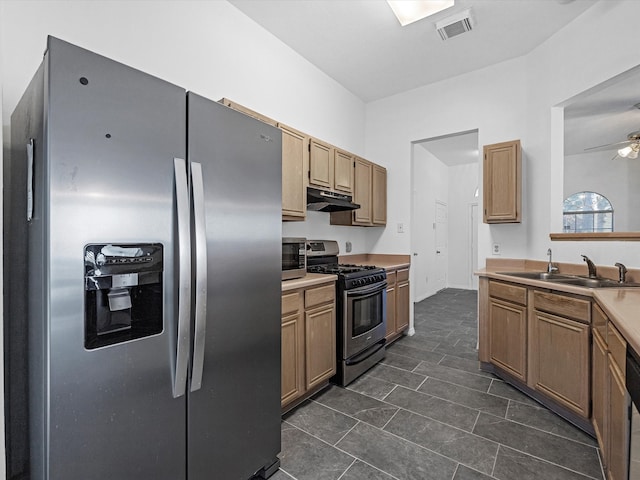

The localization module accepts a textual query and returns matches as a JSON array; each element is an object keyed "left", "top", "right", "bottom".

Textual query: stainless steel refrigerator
[{"left": 4, "top": 36, "right": 282, "bottom": 480}]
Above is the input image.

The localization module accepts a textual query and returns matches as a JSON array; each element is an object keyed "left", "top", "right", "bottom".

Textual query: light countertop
[{"left": 282, "top": 273, "right": 337, "bottom": 292}]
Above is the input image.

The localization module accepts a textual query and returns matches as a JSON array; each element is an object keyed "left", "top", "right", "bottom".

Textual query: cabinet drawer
[
  {"left": 282, "top": 292, "right": 300, "bottom": 317},
  {"left": 305, "top": 284, "right": 335, "bottom": 309},
  {"left": 386, "top": 271, "right": 397, "bottom": 286},
  {"left": 533, "top": 290, "right": 590, "bottom": 324},
  {"left": 608, "top": 321, "right": 627, "bottom": 374},
  {"left": 397, "top": 268, "right": 409, "bottom": 283},
  {"left": 489, "top": 280, "right": 527, "bottom": 306}
]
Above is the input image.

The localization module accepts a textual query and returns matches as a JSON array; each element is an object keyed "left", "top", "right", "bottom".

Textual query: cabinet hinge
[
  {"left": 308, "top": 170, "right": 311, "bottom": 179},
  {"left": 308, "top": 144, "right": 311, "bottom": 152}
]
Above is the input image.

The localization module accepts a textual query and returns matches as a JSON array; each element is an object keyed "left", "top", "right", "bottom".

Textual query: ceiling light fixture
[
  {"left": 387, "top": 0, "right": 455, "bottom": 26},
  {"left": 618, "top": 143, "right": 640, "bottom": 159}
]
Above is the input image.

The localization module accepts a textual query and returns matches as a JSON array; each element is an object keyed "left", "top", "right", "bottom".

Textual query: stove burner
[{"left": 307, "top": 264, "right": 378, "bottom": 275}]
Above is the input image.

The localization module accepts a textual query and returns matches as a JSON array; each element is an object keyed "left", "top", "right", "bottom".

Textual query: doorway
[
  {"left": 434, "top": 201, "right": 448, "bottom": 292},
  {"left": 410, "top": 129, "right": 479, "bottom": 302}
]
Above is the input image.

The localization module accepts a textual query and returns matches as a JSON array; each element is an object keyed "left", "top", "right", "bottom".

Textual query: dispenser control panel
[{"left": 84, "top": 243, "right": 163, "bottom": 350}]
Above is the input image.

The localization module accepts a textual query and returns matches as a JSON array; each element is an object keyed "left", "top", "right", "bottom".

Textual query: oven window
[{"left": 353, "top": 292, "right": 383, "bottom": 337}]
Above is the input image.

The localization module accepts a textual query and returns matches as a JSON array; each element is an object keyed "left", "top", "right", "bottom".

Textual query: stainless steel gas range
[{"left": 307, "top": 240, "right": 387, "bottom": 386}]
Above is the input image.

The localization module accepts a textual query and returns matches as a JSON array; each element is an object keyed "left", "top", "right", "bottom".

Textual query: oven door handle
[
  {"left": 345, "top": 281, "right": 387, "bottom": 297},
  {"left": 345, "top": 339, "right": 386, "bottom": 366}
]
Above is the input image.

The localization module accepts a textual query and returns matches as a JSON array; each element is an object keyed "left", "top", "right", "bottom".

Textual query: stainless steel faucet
[
  {"left": 546, "top": 248, "right": 558, "bottom": 273},
  {"left": 581, "top": 255, "right": 597, "bottom": 278},
  {"left": 615, "top": 262, "right": 628, "bottom": 283}
]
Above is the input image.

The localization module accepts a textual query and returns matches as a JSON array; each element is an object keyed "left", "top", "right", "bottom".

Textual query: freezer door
[
  {"left": 187, "top": 94, "right": 282, "bottom": 479},
  {"left": 44, "top": 38, "right": 187, "bottom": 479}
]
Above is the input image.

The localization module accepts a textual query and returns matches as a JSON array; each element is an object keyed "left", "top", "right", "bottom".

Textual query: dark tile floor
[{"left": 272, "top": 289, "right": 604, "bottom": 480}]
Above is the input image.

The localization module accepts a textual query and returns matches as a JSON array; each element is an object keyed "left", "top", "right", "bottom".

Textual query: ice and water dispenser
[{"left": 84, "top": 243, "right": 163, "bottom": 349}]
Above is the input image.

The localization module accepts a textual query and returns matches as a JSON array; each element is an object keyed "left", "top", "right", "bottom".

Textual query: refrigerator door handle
[
  {"left": 190, "top": 161, "right": 207, "bottom": 392},
  {"left": 26, "top": 138, "right": 34, "bottom": 222},
  {"left": 173, "top": 157, "right": 191, "bottom": 398}
]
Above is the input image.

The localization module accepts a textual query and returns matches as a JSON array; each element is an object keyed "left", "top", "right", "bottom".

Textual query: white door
[{"left": 435, "top": 201, "right": 448, "bottom": 292}]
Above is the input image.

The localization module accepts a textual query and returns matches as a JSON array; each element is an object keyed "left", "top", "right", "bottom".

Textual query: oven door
[{"left": 343, "top": 281, "right": 387, "bottom": 359}]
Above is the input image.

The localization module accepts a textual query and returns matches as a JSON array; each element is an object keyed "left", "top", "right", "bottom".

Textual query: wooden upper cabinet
[
  {"left": 483, "top": 139, "right": 521, "bottom": 223},
  {"left": 372, "top": 164, "right": 387, "bottom": 225},
  {"left": 279, "top": 123, "right": 308, "bottom": 221},
  {"left": 334, "top": 149, "right": 354, "bottom": 194},
  {"left": 330, "top": 157, "right": 387, "bottom": 227},
  {"left": 309, "top": 139, "right": 333, "bottom": 190},
  {"left": 353, "top": 157, "right": 373, "bottom": 224}
]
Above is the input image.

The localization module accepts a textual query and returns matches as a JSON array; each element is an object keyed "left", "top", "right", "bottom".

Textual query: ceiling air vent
[{"left": 436, "top": 9, "right": 474, "bottom": 40}]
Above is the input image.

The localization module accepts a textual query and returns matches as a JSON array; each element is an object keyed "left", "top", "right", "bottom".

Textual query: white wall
[
  {"left": 366, "top": 0, "right": 640, "bottom": 271},
  {"left": 366, "top": 56, "right": 527, "bottom": 263}
]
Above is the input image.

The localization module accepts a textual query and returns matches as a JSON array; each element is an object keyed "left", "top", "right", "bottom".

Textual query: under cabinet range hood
[{"left": 306, "top": 187, "right": 360, "bottom": 212}]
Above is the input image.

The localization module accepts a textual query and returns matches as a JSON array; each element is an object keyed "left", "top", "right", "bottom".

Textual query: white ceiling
[
  {"left": 229, "top": 0, "right": 597, "bottom": 102},
  {"left": 417, "top": 131, "right": 479, "bottom": 167},
  {"left": 564, "top": 65, "right": 640, "bottom": 157},
  {"left": 230, "top": 0, "right": 639, "bottom": 163}
]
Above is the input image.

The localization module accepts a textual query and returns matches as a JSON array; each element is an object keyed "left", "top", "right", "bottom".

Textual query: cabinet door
[
  {"left": 592, "top": 329, "right": 608, "bottom": 464},
  {"left": 353, "top": 157, "right": 372, "bottom": 224},
  {"left": 372, "top": 164, "right": 387, "bottom": 225},
  {"left": 305, "top": 305, "right": 336, "bottom": 390},
  {"left": 309, "top": 139, "right": 333, "bottom": 190},
  {"left": 489, "top": 298, "right": 527, "bottom": 381},
  {"left": 280, "top": 124, "right": 307, "bottom": 220},
  {"left": 396, "top": 269, "right": 410, "bottom": 332},
  {"left": 334, "top": 149, "right": 353, "bottom": 194},
  {"left": 385, "top": 285, "right": 396, "bottom": 340},
  {"left": 281, "top": 312, "right": 303, "bottom": 406},
  {"left": 483, "top": 139, "right": 521, "bottom": 223},
  {"left": 531, "top": 310, "right": 590, "bottom": 417},
  {"left": 608, "top": 357, "right": 629, "bottom": 480}
]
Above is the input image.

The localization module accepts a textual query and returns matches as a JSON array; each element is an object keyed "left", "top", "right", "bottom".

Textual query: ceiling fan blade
[{"left": 584, "top": 139, "right": 632, "bottom": 152}]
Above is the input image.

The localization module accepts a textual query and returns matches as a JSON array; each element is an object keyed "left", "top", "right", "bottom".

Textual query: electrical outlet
[
  {"left": 397, "top": 223, "right": 404, "bottom": 233},
  {"left": 492, "top": 243, "right": 501, "bottom": 255},
  {"left": 345, "top": 241, "right": 352, "bottom": 253}
]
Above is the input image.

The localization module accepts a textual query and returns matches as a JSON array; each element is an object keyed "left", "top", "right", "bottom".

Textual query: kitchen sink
[
  {"left": 500, "top": 271, "right": 640, "bottom": 288},
  {"left": 501, "top": 272, "right": 576, "bottom": 281}
]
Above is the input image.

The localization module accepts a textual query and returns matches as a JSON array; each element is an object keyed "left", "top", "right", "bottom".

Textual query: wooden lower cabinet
[
  {"left": 487, "top": 280, "right": 527, "bottom": 381},
  {"left": 281, "top": 281, "right": 336, "bottom": 410},
  {"left": 305, "top": 304, "right": 336, "bottom": 390},
  {"left": 602, "top": 316, "right": 630, "bottom": 480},
  {"left": 488, "top": 297, "right": 527, "bottom": 381},
  {"left": 281, "top": 292, "right": 304, "bottom": 406},
  {"left": 609, "top": 355, "right": 628, "bottom": 480},
  {"left": 592, "top": 328, "right": 608, "bottom": 459},
  {"left": 530, "top": 290, "right": 591, "bottom": 418},
  {"left": 530, "top": 310, "right": 590, "bottom": 417},
  {"left": 385, "top": 268, "right": 410, "bottom": 342}
]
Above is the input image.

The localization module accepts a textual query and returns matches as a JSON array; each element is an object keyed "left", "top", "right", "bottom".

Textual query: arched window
[{"left": 563, "top": 191, "right": 613, "bottom": 233}]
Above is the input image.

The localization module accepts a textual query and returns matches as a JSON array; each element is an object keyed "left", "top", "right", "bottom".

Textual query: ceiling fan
[{"left": 585, "top": 130, "right": 640, "bottom": 160}]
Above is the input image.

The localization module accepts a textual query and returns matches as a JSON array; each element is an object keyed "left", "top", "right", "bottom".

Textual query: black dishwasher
[{"left": 626, "top": 346, "right": 640, "bottom": 478}]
